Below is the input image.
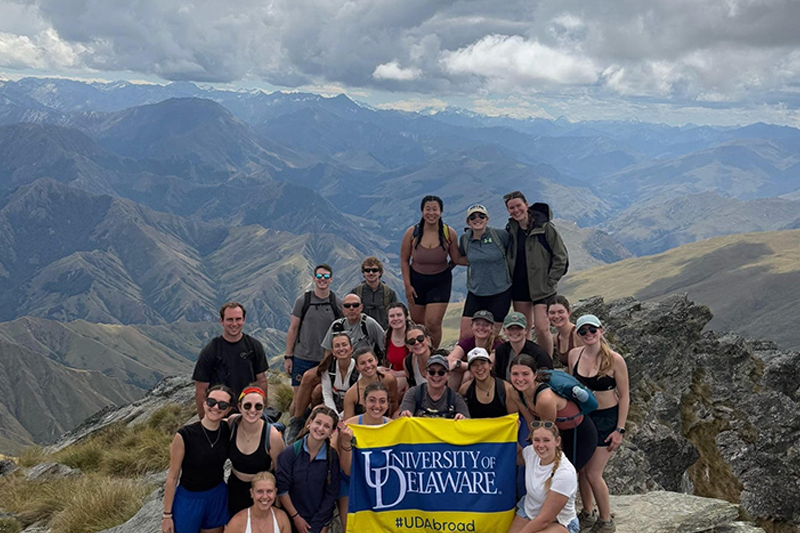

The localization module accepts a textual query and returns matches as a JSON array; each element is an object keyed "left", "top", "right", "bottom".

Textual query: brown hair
[
  {"left": 361, "top": 257, "right": 383, "bottom": 273},
  {"left": 503, "top": 190, "right": 528, "bottom": 204},
  {"left": 317, "top": 332, "right": 352, "bottom": 377},
  {"left": 219, "top": 302, "right": 246, "bottom": 320},
  {"left": 546, "top": 295, "right": 572, "bottom": 313}
]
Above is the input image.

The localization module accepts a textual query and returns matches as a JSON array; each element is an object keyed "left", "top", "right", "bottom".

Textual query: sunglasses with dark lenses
[
  {"left": 406, "top": 335, "right": 426, "bottom": 346},
  {"left": 503, "top": 191, "right": 525, "bottom": 202},
  {"left": 343, "top": 303, "right": 361, "bottom": 308},
  {"left": 427, "top": 368, "right": 448, "bottom": 377},
  {"left": 205, "top": 398, "right": 231, "bottom": 410},
  {"left": 315, "top": 273, "right": 332, "bottom": 279},
  {"left": 577, "top": 326, "right": 599, "bottom": 336},
  {"left": 531, "top": 420, "right": 556, "bottom": 429},
  {"left": 242, "top": 402, "right": 264, "bottom": 411},
  {"left": 468, "top": 213, "right": 487, "bottom": 221},
  {"left": 362, "top": 268, "right": 380, "bottom": 274}
]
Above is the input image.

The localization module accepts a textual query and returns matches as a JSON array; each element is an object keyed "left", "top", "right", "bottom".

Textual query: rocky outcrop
[
  {"left": 576, "top": 295, "right": 800, "bottom": 530},
  {"left": 24, "top": 462, "right": 81, "bottom": 481}
]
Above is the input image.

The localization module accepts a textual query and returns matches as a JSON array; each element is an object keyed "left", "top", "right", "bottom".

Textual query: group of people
[{"left": 169, "top": 193, "right": 629, "bottom": 533}]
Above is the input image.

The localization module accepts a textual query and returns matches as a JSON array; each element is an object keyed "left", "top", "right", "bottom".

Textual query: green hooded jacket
[{"left": 505, "top": 202, "right": 569, "bottom": 302}]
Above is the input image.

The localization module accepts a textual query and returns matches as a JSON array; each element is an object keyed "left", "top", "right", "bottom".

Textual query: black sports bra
[{"left": 571, "top": 347, "right": 616, "bottom": 391}]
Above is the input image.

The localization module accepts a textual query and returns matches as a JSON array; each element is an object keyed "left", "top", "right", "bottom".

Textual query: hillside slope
[{"left": 561, "top": 229, "right": 800, "bottom": 349}]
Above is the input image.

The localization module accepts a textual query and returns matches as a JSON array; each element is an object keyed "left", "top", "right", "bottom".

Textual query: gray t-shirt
[
  {"left": 400, "top": 385, "right": 470, "bottom": 418},
  {"left": 321, "top": 314, "right": 386, "bottom": 355},
  {"left": 459, "top": 227, "right": 512, "bottom": 296},
  {"left": 291, "top": 292, "right": 343, "bottom": 362}
]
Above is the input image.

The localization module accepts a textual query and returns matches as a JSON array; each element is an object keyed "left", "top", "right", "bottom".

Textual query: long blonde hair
[
  {"left": 533, "top": 423, "right": 563, "bottom": 492},
  {"left": 597, "top": 336, "right": 613, "bottom": 377}
]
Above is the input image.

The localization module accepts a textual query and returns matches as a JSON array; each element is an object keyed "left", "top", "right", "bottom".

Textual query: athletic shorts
[
  {"left": 410, "top": 268, "right": 452, "bottom": 305},
  {"left": 511, "top": 271, "right": 530, "bottom": 302},
  {"left": 291, "top": 357, "right": 319, "bottom": 387},
  {"left": 172, "top": 482, "right": 229, "bottom": 532},
  {"left": 589, "top": 405, "right": 619, "bottom": 447},
  {"left": 559, "top": 416, "right": 598, "bottom": 472},
  {"left": 228, "top": 473, "right": 254, "bottom": 517},
  {"left": 462, "top": 288, "right": 512, "bottom": 323}
]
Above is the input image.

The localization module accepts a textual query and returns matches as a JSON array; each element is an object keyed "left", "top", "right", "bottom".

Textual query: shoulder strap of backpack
[
  {"left": 354, "top": 284, "right": 363, "bottom": 299},
  {"left": 443, "top": 224, "right": 451, "bottom": 244},
  {"left": 264, "top": 421, "right": 272, "bottom": 454},
  {"left": 446, "top": 388, "right": 456, "bottom": 417},
  {"left": 414, "top": 383, "right": 426, "bottom": 411},
  {"left": 405, "top": 354, "right": 415, "bottom": 387},
  {"left": 496, "top": 378, "right": 506, "bottom": 405},
  {"left": 297, "top": 291, "right": 313, "bottom": 338},
  {"left": 382, "top": 283, "right": 392, "bottom": 309},
  {"left": 330, "top": 291, "right": 343, "bottom": 319},
  {"left": 292, "top": 439, "right": 303, "bottom": 456},
  {"left": 489, "top": 228, "right": 505, "bottom": 255}
]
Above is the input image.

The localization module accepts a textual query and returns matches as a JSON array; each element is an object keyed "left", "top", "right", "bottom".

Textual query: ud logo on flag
[{"left": 348, "top": 415, "right": 518, "bottom": 533}]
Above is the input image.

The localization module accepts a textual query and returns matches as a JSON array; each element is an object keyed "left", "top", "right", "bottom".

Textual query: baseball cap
[
  {"left": 466, "top": 204, "right": 488, "bottom": 221},
  {"left": 467, "top": 347, "right": 491, "bottom": 366},
  {"left": 426, "top": 354, "right": 449, "bottom": 370},
  {"left": 503, "top": 312, "right": 527, "bottom": 329},
  {"left": 575, "top": 314, "right": 602, "bottom": 329},
  {"left": 472, "top": 310, "right": 495, "bottom": 323}
]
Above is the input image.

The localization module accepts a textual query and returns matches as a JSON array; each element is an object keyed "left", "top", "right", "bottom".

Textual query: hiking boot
[
  {"left": 589, "top": 518, "right": 615, "bottom": 533},
  {"left": 577, "top": 509, "right": 596, "bottom": 531},
  {"left": 285, "top": 416, "right": 305, "bottom": 445}
]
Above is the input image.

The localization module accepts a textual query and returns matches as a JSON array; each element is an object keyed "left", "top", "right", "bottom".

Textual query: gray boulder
[
  {"left": 0, "top": 459, "right": 18, "bottom": 477},
  {"left": 610, "top": 491, "right": 742, "bottom": 533},
  {"left": 24, "top": 462, "right": 81, "bottom": 481},
  {"left": 97, "top": 488, "right": 162, "bottom": 533}
]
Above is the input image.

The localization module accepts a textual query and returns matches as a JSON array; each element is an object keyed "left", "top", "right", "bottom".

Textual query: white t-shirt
[
  {"left": 521, "top": 446, "right": 578, "bottom": 527},
  {"left": 321, "top": 359, "right": 357, "bottom": 416}
]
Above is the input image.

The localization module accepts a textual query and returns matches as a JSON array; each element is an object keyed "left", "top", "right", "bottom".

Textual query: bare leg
[
  {"left": 512, "top": 301, "right": 533, "bottom": 339},
  {"left": 584, "top": 447, "right": 614, "bottom": 521},
  {"left": 459, "top": 317, "right": 472, "bottom": 340},
  {"left": 294, "top": 370, "right": 321, "bottom": 417},
  {"left": 425, "top": 302, "right": 449, "bottom": 349},
  {"left": 533, "top": 303, "right": 553, "bottom": 354},
  {"left": 338, "top": 496, "right": 348, "bottom": 532},
  {"left": 408, "top": 302, "right": 425, "bottom": 326}
]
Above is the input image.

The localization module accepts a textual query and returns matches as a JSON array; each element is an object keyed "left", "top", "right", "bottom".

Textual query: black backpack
[{"left": 536, "top": 232, "right": 569, "bottom": 276}]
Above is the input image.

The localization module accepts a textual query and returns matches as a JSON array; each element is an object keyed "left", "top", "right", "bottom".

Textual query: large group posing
[{"left": 165, "top": 193, "right": 630, "bottom": 533}]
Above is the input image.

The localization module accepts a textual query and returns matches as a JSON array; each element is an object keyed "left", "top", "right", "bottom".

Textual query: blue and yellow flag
[{"left": 347, "top": 414, "right": 518, "bottom": 533}]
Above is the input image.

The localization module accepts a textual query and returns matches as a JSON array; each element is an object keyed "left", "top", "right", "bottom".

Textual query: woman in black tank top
[
  {"left": 342, "top": 348, "right": 399, "bottom": 419},
  {"left": 227, "top": 387, "right": 286, "bottom": 516},
  {"left": 458, "top": 348, "right": 518, "bottom": 419}
]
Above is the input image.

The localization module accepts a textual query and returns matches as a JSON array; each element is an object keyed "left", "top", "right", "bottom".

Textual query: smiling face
[
  {"left": 467, "top": 211, "right": 488, "bottom": 231},
  {"left": 469, "top": 358, "right": 491, "bottom": 381},
  {"left": 387, "top": 306, "right": 408, "bottom": 331},
  {"left": 204, "top": 389, "right": 232, "bottom": 422},
  {"left": 532, "top": 427, "right": 560, "bottom": 463},
  {"left": 356, "top": 351, "right": 378, "bottom": 378},
  {"left": 577, "top": 324, "right": 603, "bottom": 345},
  {"left": 219, "top": 306, "right": 245, "bottom": 340},
  {"left": 471, "top": 318, "right": 493, "bottom": 340},
  {"left": 426, "top": 363, "right": 448, "bottom": 391},
  {"left": 406, "top": 328, "right": 430, "bottom": 357},
  {"left": 314, "top": 267, "right": 332, "bottom": 290},
  {"left": 422, "top": 200, "right": 442, "bottom": 225},
  {"left": 365, "top": 390, "right": 389, "bottom": 419},
  {"left": 332, "top": 334, "right": 353, "bottom": 360},
  {"left": 510, "top": 364, "right": 536, "bottom": 393},
  {"left": 308, "top": 412, "right": 336, "bottom": 442},
  {"left": 504, "top": 325, "right": 526, "bottom": 343},
  {"left": 505, "top": 197, "right": 529, "bottom": 223},
  {"left": 239, "top": 392, "right": 265, "bottom": 424},
  {"left": 250, "top": 478, "right": 276, "bottom": 510},
  {"left": 547, "top": 304, "right": 570, "bottom": 328}
]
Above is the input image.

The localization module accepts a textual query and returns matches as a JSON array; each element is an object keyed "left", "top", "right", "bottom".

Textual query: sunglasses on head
[
  {"left": 503, "top": 191, "right": 525, "bottom": 202},
  {"left": 362, "top": 268, "right": 380, "bottom": 274},
  {"left": 406, "top": 335, "right": 426, "bottom": 346},
  {"left": 468, "top": 213, "right": 487, "bottom": 221},
  {"left": 205, "top": 398, "right": 231, "bottom": 410},
  {"left": 531, "top": 420, "right": 556, "bottom": 429},
  {"left": 315, "top": 272, "right": 332, "bottom": 279},
  {"left": 577, "top": 326, "right": 599, "bottom": 336},
  {"left": 343, "top": 302, "right": 361, "bottom": 309},
  {"left": 242, "top": 402, "right": 264, "bottom": 411},
  {"left": 427, "top": 368, "right": 447, "bottom": 377}
]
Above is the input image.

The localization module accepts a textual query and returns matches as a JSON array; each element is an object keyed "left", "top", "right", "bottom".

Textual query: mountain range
[{"left": 2, "top": 75, "right": 800, "bottom": 452}]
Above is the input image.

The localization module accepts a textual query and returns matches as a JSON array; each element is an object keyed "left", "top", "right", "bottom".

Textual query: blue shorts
[
  {"left": 292, "top": 357, "right": 319, "bottom": 387},
  {"left": 172, "top": 482, "right": 229, "bottom": 532},
  {"left": 515, "top": 500, "right": 579, "bottom": 533}
]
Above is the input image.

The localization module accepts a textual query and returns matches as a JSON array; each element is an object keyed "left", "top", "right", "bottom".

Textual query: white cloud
[
  {"left": 376, "top": 97, "right": 447, "bottom": 112},
  {"left": 0, "top": 28, "right": 86, "bottom": 70},
  {"left": 373, "top": 61, "right": 422, "bottom": 81},
  {"left": 471, "top": 97, "right": 554, "bottom": 119},
  {"left": 440, "top": 34, "right": 599, "bottom": 87}
]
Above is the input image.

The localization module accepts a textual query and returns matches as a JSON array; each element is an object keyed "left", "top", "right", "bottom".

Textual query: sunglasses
[
  {"left": 315, "top": 273, "right": 332, "bottom": 279},
  {"left": 406, "top": 335, "right": 426, "bottom": 346},
  {"left": 205, "top": 398, "right": 231, "bottom": 410},
  {"left": 577, "top": 326, "right": 599, "bottom": 336},
  {"left": 427, "top": 368, "right": 448, "bottom": 377},
  {"left": 362, "top": 268, "right": 380, "bottom": 274},
  {"left": 531, "top": 420, "right": 556, "bottom": 429},
  {"left": 343, "top": 303, "right": 361, "bottom": 309},
  {"left": 503, "top": 191, "right": 525, "bottom": 202},
  {"left": 468, "top": 213, "right": 487, "bottom": 221},
  {"left": 242, "top": 402, "right": 264, "bottom": 411}
]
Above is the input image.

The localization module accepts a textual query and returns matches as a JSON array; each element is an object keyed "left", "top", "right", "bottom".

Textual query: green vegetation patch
[{"left": 0, "top": 472, "right": 149, "bottom": 533}]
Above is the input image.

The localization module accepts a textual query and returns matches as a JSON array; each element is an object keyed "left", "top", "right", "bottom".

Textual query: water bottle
[{"left": 572, "top": 386, "right": 589, "bottom": 403}]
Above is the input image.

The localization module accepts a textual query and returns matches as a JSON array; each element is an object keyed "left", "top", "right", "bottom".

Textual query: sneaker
[
  {"left": 577, "top": 509, "right": 596, "bottom": 532},
  {"left": 589, "top": 518, "right": 615, "bottom": 533}
]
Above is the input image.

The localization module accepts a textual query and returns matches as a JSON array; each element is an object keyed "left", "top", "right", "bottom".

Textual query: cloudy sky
[{"left": 1, "top": 0, "right": 799, "bottom": 126}]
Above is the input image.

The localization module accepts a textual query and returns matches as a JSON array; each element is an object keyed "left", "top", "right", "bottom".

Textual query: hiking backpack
[
  {"left": 537, "top": 369, "right": 597, "bottom": 416},
  {"left": 297, "top": 290, "right": 343, "bottom": 338}
]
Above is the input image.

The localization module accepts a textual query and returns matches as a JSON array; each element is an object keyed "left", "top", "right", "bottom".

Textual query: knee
[{"left": 534, "top": 323, "right": 550, "bottom": 336}]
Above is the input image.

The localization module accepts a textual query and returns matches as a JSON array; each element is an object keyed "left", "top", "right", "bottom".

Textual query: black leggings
[{"left": 559, "top": 416, "right": 598, "bottom": 471}]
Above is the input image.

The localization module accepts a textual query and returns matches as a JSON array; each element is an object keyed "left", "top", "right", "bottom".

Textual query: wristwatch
[
  {"left": 615, "top": 427, "right": 626, "bottom": 435},
  {"left": 284, "top": 354, "right": 293, "bottom": 360},
  {"left": 455, "top": 360, "right": 463, "bottom": 369}
]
